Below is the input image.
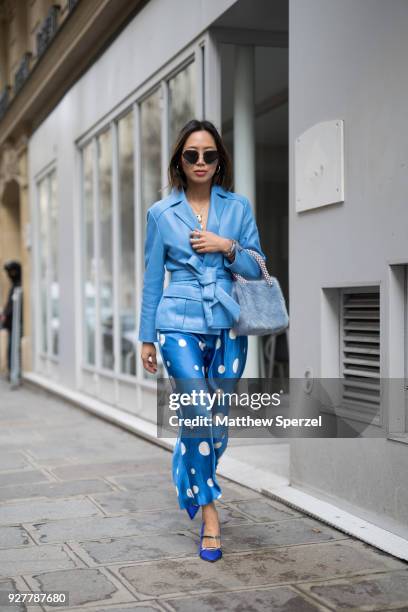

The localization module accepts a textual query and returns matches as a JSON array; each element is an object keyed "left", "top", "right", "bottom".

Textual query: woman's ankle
[{"left": 202, "top": 501, "right": 219, "bottom": 524}]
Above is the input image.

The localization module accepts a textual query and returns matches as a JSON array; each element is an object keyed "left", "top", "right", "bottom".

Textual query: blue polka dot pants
[{"left": 157, "top": 328, "right": 248, "bottom": 517}]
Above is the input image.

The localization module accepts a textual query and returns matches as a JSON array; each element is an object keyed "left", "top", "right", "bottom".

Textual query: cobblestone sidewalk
[{"left": 0, "top": 378, "right": 407, "bottom": 611}]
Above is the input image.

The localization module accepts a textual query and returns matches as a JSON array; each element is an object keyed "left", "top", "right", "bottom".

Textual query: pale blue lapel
[
  {"left": 171, "top": 184, "right": 229, "bottom": 264},
  {"left": 172, "top": 189, "right": 200, "bottom": 231}
]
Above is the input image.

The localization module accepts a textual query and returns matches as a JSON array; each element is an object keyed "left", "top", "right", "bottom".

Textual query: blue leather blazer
[{"left": 138, "top": 183, "right": 266, "bottom": 343}]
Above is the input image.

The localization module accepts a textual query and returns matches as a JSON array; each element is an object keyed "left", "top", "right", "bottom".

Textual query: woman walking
[{"left": 138, "top": 119, "right": 266, "bottom": 561}]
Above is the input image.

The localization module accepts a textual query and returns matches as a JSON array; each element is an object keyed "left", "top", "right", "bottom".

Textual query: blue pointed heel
[
  {"left": 186, "top": 504, "right": 199, "bottom": 520},
  {"left": 199, "top": 521, "right": 222, "bottom": 562}
]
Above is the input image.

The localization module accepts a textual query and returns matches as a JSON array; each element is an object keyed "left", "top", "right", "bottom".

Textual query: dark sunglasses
[{"left": 182, "top": 149, "right": 219, "bottom": 165}]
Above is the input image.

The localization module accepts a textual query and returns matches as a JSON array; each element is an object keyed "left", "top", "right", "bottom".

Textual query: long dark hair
[{"left": 168, "top": 119, "right": 233, "bottom": 191}]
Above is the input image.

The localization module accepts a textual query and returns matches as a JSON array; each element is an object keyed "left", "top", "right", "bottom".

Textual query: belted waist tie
[{"left": 169, "top": 254, "right": 240, "bottom": 328}]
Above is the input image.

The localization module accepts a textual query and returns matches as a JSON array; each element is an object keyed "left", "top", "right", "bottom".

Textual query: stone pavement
[{"left": 0, "top": 378, "right": 408, "bottom": 612}]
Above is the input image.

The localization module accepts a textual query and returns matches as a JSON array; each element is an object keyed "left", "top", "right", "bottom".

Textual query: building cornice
[{"left": 0, "top": 0, "right": 148, "bottom": 148}]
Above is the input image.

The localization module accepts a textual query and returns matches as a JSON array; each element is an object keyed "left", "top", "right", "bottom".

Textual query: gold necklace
[{"left": 189, "top": 202, "right": 208, "bottom": 229}]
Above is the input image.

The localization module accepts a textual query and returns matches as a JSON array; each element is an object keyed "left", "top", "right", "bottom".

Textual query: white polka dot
[
  {"left": 214, "top": 441, "right": 222, "bottom": 449},
  {"left": 232, "top": 358, "right": 239, "bottom": 373},
  {"left": 215, "top": 337, "right": 222, "bottom": 349},
  {"left": 175, "top": 486, "right": 179, "bottom": 495},
  {"left": 166, "top": 360, "right": 171, "bottom": 367},
  {"left": 190, "top": 468, "right": 196, "bottom": 474},
  {"left": 178, "top": 338, "right": 187, "bottom": 347},
  {"left": 181, "top": 442, "right": 186, "bottom": 455},
  {"left": 194, "top": 364, "right": 199, "bottom": 370},
  {"left": 229, "top": 329, "right": 237, "bottom": 339},
  {"left": 159, "top": 333, "right": 166, "bottom": 345},
  {"left": 217, "top": 493, "right": 222, "bottom": 498},
  {"left": 207, "top": 478, "right": 214, "bottom": 487},
  {"left": 186, "top": 488, "right": 194, "bottom": 497},
  {"left": 198, "top": 341, "right": 205, "bottom": 351},
  {"left": 218, "top": 364, "right": 225, "bottom": 374},
  {"left": 193, "top": 485, "right": 199, "bottom": 494},
  {"left": 176, "top": 467, "right": 179, "bottom": 475},
  {"left": 198, "top": 441, "right": 210, "bottom": 456}
]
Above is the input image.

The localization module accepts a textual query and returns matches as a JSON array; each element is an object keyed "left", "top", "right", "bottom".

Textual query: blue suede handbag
[{"left": 231, "top": 248, "right": 289, "bottom": 336}]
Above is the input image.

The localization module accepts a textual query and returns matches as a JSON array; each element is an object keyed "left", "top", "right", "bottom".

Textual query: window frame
[{"left": 75, "top": 32, "right": 213, "bottom": 389}]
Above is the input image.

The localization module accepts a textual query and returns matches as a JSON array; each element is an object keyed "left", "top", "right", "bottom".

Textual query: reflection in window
[
  {"left": 97, "top": 129, "right": 114, "bottom": 370},
  {"left": 37, "top": 169, "right": 59, "bottom": 358},
  {"left": 168, "top": 61, "right": 196, "bottom": 149},
  {"left": 140, "top": 88, "right": 162, "bottom": 246},
  {"left": 49, "top": 171, "right": 59, "bottom": 355},
  {"left": 118, "top": 112, "right": 136, "bottom": 376},
  {"left": 83, "top": 143, "right": 95, "bottom": 365},
  {"left": 140, "top": 89, "right": 165, "bottom": 380}
]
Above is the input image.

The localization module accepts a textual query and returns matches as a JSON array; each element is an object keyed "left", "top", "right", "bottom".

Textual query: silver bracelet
[{"left": 225, "top": 239, "right": 236, "bottom": 257}]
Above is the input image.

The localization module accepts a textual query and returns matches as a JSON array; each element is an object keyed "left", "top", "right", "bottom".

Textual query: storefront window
[
  {"left": 39, "top": 178, "right": 48, "bottom": 354},
  {"left": 140, "top": 88, "right": 164, "bottom": 380},
  {"left": 97, "top": 129, "right": 114, "bottom": 370},
  {"left": 49, "top": 170, "right": 59, "bottom": 356},
  {"left": 140, "top": 88, "right": 162, "bottom": 245},
  {"left": 83, "top": 142, "right": 95, "bottom": 366},
  {"left": 118, "top": 112, "right": 136, "bottom": 376},
  {"left": 79, "top": 56, "right": 199, "bottom": 382},
  {"left": 37, "top": 168, "right": 59, "bottom": 359}
]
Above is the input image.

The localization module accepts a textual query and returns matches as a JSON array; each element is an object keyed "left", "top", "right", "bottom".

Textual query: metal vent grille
[{"left": 341, "top": 290, "right": 380, "bottom": 416}]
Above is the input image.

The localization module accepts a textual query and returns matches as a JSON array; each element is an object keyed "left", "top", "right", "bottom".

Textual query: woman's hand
[
  {"left": 190, "top": 229, "right": 232, "bottom": 255},
  {"left": 141, "top": 342, "right": 158, "bottom": 374}
]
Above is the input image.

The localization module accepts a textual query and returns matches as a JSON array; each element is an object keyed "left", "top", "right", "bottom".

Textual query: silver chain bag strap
[{"left": 231, "top": 248, "right": 289, "bottom": 336}]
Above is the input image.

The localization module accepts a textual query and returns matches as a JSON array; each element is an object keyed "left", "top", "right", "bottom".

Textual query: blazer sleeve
[
  {"left": 138, "top": 209, "right": 166, "bottom": 343},
  {"left": 223, "top": 196, "right": 266, "bottom": 279}
]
